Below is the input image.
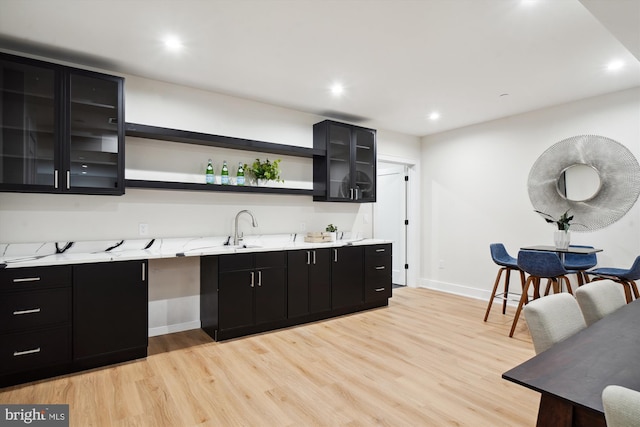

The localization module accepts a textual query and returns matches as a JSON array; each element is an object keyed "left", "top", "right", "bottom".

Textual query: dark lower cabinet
[
  {"left": 73, "top": 260, "right": 148, "bottom": 370},
  {"left": 331, "top": 246, "right": 364, "bottom": 309},
  {"left": 0, "top": 266, "right": 72, "bottom": 386},
  {"left": 201, "top": 244, "right": 390, "bottom": 341},
  {"left": 364, "top": 244, "right": 393, "bottom": 302},
  {"left": 217, "top": 251, "right": 286, "bottom": 334},
  {"left": 288, "top": 248, "right": 331, "bottom": 317}
]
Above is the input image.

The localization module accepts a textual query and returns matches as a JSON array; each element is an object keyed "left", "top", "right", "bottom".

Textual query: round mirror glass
[{"left": 557, "top": 164, "right": 601, "bottom": 202}]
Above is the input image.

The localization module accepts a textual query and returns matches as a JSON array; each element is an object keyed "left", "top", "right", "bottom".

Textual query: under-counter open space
[{"left": 0, "top": 288, "right": 539, "bottom": 426}]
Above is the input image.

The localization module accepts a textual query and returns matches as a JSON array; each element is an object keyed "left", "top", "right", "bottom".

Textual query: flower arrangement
[
  {"left": 535, "top": 209, "right": 574, "bottom": 231},
  {"left": 246, "top": 158, "right": 283, "bottom": 183}
]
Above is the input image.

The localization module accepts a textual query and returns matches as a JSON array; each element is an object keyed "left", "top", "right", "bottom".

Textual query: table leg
[
  {"left": 536, "top": 394, "right": 572, "bottom": 427},
  {"left": 536, "top": 394, "right": 606, "bottom": 427}
]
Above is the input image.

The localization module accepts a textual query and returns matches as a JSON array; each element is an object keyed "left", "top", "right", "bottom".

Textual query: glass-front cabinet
[
  {"left": 313, "top": 120, "right": 376, "bottom": 202},
  {"left": 0, "top": 53, "right": 124, "bottom": 195}
]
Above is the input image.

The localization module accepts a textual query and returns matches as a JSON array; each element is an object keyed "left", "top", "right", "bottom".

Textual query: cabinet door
[
  {"left": 287, "top": 250, "right": 310, "bottom": 318},
  {"left": 327, "top": 123, "right": 352, "bottom": 201},
  {"left": 73, "top": 261, "right": 148, "bottom": 360},
  {"left": 218, "top": 270, "right": 254, "bottom": 330},
  {"left": 331, "top": 246, "right": 363, "bottom": 309},
  {"left": 0, "top": 54, "right": 60, "bottom": 192},
  {"left": 255, "top": 266, "right": 286, "bottom": 324},
  {"left": 353, "top": 128, "right": 376, "bottom": 202},
  {"left": 309, "top": 248, "right": 332, "bottom": 313},
  {"left": 66, "top": 70, "right": 124, "bottom": 194}
]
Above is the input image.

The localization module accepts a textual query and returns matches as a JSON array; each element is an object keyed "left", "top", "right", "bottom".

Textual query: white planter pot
[{"left": 554, "top": 230, "right": 571, "bottom": 250}]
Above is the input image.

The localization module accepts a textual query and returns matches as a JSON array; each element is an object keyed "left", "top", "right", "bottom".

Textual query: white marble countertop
[{"left": 0, "top": 234, "right": 391, "bottom": 269}]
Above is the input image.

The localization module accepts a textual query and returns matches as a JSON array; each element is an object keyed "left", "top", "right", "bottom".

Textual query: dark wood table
[{"left": 503, "top": 299, "right": 640, "bottom": 427}]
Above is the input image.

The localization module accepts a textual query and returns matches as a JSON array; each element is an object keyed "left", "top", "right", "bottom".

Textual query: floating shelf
[
  {"left": 125, "top": 123, "right": 325, "bottom": 158},
  {"left": 126, "top": 179, "right": 321, "bottom": 196}
]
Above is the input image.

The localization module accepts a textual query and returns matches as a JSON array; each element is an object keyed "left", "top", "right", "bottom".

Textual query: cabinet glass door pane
[
  {"left": 68, "top": 74, "right": 119, "bottom": 189},
  {"left": 0, "top": 59, "right": 56, "bottom": 186},
  {"left": 328, "top": 124, "right": 352, "bottom": 199},
  {"left": 354, "top": 129, "right": 375, "bottom": 200}
]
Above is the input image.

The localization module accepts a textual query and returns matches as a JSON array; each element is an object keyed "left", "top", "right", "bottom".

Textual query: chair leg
[
  {"left": 618, "top": 280, "right": 633, "bottom": 303},
  {"left": 519, "top": 270, "right": 527, "bottom": 304},
  {"left": 484, "top": 267, "right": 505, "bottom": 322},
  {"left": 562, "top": 276, "right": 573, "bottom": 295},
  {"left": 503, "top": 268, "right": 512, "bottom": 315},
  {"left": 629, "top": 280, "right": 639, "bottom": 300},
  {"left": 510, "top": 276, "right": 536, "bottom": 337}
]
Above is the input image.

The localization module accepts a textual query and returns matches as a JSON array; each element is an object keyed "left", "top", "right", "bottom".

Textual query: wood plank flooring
[{"left": 0, "top": 288, "right": 539, "bottom": 426}]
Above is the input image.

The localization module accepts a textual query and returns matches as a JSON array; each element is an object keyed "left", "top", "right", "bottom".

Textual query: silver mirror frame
[{"left": 528, "top": 135, "right": 640, "bottom": 231}]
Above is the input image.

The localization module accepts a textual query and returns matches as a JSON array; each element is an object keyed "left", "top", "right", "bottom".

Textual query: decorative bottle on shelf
[
  {"left": 221, "top": 160, "right": 229, "bottom": 185},
  {"left": 236, "top": 162, "right": 245, "bottom": 186},
  {"left": 205, "top": 159, "right": 215, "bottom": 184}
]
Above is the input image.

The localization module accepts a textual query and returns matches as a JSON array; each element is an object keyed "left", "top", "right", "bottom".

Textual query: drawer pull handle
[
  {"left": 376, "top": 249, "right": 385, "bottom": 252},
  {"left": 13, "top": 308, "right": 41, "bottom": 315},
  {"left": 13, "top": 277, "right": 41, "bottom": 283},
  {"left": 375, "top": 287, "right": 386, "bottom": 292},
  {"left": 14, "top": 347, "right": 41, "bottom": 357},
  {"left": 375, "top": 266, "right": 386, "bottom": 270}
]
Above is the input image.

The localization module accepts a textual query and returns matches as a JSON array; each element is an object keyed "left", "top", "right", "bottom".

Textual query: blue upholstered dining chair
[
  {"left": 585, "top": 256, "right": 640, "bottom": 303},
  {"left": 509, "top": 250, "right": 574, "bottom": 337},
  {"left": 563, "top": 245, "right": 598, "bottom": 287},
  {"left": 484, "top": 243, "right": 526, "bottom": 322}
]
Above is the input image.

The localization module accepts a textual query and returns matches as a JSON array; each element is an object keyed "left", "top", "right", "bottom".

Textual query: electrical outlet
[
  {"left": 139, "top": 223, "right": 149, "bottom": 236},
  {"left": 300, "top": 222, "right": 306, "bottom": 232},
  {"left": 439, "top": 259, "right": 445, "bottom": 269}
]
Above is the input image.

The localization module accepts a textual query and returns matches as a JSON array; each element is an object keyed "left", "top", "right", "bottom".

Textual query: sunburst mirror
[{"left": 528, "top": 135, "right": 640, "bottom": 231}]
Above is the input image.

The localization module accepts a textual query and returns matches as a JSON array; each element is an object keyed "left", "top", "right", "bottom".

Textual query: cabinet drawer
[
  {"left": 365, "top": 256, "right": 392, "bottom": 279},
  {"left": 365, "top": 244, "right": 391, "bottom": 258},
  {"left": 0, "top": 265, "right": 72, "bottom": 292},
  {"left": 365, "top": 278, "right": 392, "bottom": 302},
  {"left": 0, "top": 287, "right": 71, "bottom": 333},
  {"left": 0, "top": 326, "right": 71, "bottom": 374}
]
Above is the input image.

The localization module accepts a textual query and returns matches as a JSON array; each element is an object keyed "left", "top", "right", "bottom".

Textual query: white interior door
[{"left": 374, "top": 162, "right": 406, "bottom": 286}]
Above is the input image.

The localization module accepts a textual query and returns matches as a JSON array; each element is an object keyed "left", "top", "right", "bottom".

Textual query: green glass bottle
[
  {"left": 205, "top": 159, "right": 214, "bottom": 184},
  {"left": 221, "top": 160, "right": 229, "bottom": 185},
  {"left": 236, "top": 162, "right": 245, "bottom": 186}
]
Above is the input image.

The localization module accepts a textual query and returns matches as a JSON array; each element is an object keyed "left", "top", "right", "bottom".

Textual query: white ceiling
[{"left": 1, "top": 0, "right": 639, "bottom": 137}]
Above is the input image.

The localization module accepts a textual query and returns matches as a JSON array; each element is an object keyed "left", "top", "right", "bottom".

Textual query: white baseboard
[{"left": 148, "top": 320, "right": 201, "bottom": 337}]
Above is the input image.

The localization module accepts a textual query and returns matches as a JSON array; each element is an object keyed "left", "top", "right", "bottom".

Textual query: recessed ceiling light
[
  {"left": 607, "top": 60, "right": 625, "bottom": 72},
  {"left": 330, "top": 83, "right": 345, "bottom": 97},
  {"left": 429, "top": 112, "right": 441, "bottom": 121},
  {"left": 163, "top": 35, "right": 183, "bottom": 52}
]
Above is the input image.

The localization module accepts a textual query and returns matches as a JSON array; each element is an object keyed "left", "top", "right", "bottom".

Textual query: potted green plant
[
  {"left": 246, "top": 158, "right": 283, "bottom": 186},
  {"left": 325, "top": 224, "right": 338, "bottom": 241},
  {"left": 535, "top": 209, "right": 574, "bottom": 249}
]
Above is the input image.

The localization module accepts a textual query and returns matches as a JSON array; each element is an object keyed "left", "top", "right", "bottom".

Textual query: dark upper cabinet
[
  {"left": 0, "top": 53, "right": 124, "bottom": 195},
  {"left": 313, "top": 120, "right": 376, "bottom": 202}
]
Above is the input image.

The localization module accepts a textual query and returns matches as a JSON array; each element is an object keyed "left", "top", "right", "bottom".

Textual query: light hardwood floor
[{"left": 0, "top": 288, "right": 539, "bottom": 426}]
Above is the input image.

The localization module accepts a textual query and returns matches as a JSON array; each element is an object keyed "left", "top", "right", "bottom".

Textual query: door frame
[{"left": 375, "top": 154, "right": 420, "bottom": 288}]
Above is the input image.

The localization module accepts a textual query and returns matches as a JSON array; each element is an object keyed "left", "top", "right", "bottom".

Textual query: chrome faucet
[{"left": 234, "top": 210, "right": 258, "bottom": 246}]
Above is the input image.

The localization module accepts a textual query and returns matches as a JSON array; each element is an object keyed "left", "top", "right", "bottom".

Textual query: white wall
[
  {"left": 0, "top": 72, "right": 421, "bottom": 335},
  {"left": 420, "top": 87, "right": 640, "bottom": 301}
]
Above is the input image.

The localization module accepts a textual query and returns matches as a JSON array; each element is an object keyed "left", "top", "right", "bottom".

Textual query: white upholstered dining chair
[
  {"left": 602, "top": 385, "right": 640, "bottom": 427},
  {"left": 523, "top": 292, "right": 586, "bottom": 354},
  {"left": 575, "top": 280, "right": 627, "bottom": 326}
]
